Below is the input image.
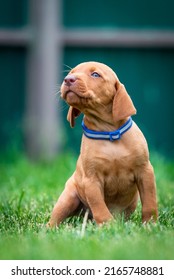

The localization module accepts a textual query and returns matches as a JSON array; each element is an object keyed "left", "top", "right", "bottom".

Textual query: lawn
[{"left": 0, "top": 152, "right": 174, "bottom": 260}]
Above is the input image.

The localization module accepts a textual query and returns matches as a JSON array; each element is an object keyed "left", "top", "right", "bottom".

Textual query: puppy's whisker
[
  {"left": 63, "top": 64, "right": 72, "bottom": 71},
  {"left": 54, "top": 90, "right": 61, "bottom": 97},
  {"left": 53, "top": 83, "right": 61, "bottom": 88},
  {"left": 52, "top": 84, "right": 61, "bottom": 95},
  {"left": 54, "top": 92, "right": 68, "bottom": 112},
  {"left": 62, "top": 69, "right": 71, "bottom": 73},
  {"left": 58, "top": 103, "right": 69, "bottom": 113}
]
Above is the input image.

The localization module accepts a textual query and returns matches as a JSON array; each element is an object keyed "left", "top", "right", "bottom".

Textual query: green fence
[{"left": 0, "top": 0, "right": 174, "bottom": 157}]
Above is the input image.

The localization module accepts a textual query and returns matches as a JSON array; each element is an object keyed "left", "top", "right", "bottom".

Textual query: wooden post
[{"left": 25, "top": 0, "right": 63, "bottom": 160}]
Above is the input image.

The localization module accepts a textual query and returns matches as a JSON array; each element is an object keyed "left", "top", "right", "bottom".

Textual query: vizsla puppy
[{"left": 48, "top": 61, "right": 158, "bottom": 227}]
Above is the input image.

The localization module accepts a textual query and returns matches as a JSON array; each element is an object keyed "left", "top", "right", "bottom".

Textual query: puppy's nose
[{"left": 64, "top": 74, "right": 76, "bottom": 86}]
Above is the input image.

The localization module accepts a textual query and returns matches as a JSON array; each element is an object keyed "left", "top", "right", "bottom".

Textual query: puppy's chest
[
  {"left": 99, "top": 158, "right": 134, "bottom": 184},
  {"left": 81, "top": 138, "right": 136, "bottom": 188},
  {"left": 87, "top": 140, "right": 133, "bottom": 171},
  {"left": 85, "top": 147, "right": 135, "bottom": 189},
  {"left": 103, "top": 165, "right": 135, "bottom": 195}
]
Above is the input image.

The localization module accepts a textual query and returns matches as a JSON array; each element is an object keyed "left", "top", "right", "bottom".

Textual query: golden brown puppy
[{"left": 48, "top": 61, "right": 158, "bottom": 227}]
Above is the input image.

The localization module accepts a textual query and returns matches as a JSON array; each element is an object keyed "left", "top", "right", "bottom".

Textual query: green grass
[{"left": 0, "top": 152, "right": 174, "bottom": 260}]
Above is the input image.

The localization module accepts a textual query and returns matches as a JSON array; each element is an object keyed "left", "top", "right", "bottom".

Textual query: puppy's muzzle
[
  {"left": 64, "top": 74, "right": 76, "bottom": 87},
  {"left": 62, "top": 74, "right": 87, "bottom": 100}
]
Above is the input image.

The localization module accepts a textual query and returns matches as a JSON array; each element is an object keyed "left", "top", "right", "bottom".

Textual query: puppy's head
[{"left": 61, "top": 61, "right": 136, "bottom": 127}]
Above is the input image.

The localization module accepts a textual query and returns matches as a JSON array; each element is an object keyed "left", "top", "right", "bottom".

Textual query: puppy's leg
[
  {"left": 48, "top": 177, "right": 80, "bottom": 227},
  {"left": 137, "top": 161, "right": 158, "bottom": 223},
  {"left": 84, "top": 179, "right": 113, "bottom": 224}
]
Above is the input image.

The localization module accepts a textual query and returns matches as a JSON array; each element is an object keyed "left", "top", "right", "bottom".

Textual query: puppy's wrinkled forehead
[{"left": 70, "top": 61, "right": 118, "bottom": 81}]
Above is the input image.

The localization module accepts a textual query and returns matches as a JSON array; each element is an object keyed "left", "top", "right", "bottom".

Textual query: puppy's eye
[{"left": 91, "top": 72, "right": 101, "bottom": 78}]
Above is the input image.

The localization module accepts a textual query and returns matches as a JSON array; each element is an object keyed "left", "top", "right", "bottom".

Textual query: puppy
[{"left": 48, "top": 61, "right": 158, "bottom": 227}]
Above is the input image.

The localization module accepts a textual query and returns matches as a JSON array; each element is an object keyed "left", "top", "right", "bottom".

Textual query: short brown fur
[{"left": 48, "top": 62, "right": 158, "bottom": 227}]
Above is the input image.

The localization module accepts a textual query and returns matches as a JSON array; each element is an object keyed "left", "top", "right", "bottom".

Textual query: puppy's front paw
[{"left": 142, "top": 209, "right": 158, "bottom": 223}]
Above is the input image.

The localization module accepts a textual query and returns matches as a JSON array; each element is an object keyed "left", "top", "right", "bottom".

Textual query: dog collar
[{"left": 82, "top": 117, "right": 133, "bottom": 142}]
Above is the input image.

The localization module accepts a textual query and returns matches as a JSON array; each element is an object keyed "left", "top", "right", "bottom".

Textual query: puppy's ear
[
  {"left": 67, "top": 106, "right": 81, "bottom": 128},
  {"left": 112, "top": 81, "right": 136, "bottom": 122}
]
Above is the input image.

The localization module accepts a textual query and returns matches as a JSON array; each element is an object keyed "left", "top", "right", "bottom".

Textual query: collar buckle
[{"left": 109, "top": 131, "right": 120, "bottom": 142}]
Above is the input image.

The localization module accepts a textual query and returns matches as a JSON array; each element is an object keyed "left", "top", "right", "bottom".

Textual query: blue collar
[{"left": 82, "top": 117, "right": 133, "bottom": 142}]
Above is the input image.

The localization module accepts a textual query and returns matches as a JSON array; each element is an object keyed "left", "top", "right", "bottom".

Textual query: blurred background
[{"left": 0, "top": 0, "right": 174, "bottom": 161}]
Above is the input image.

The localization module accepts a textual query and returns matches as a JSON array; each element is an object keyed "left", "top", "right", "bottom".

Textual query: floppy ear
[
  {"left": 112, "top": 81, "right": 136, "bottom": 123},
  {"left": 67, "top": 106, "right": 81, "bottom": 128}
]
